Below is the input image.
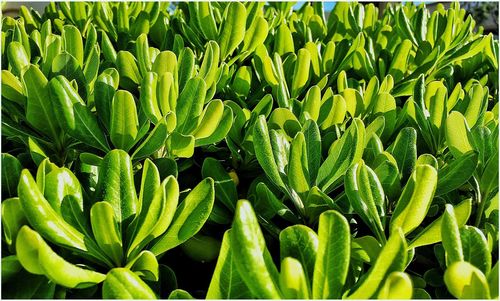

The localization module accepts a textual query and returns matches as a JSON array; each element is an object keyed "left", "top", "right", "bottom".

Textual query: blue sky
[{"left": 293, "top": 1, "right": 336, "bottom": 11}]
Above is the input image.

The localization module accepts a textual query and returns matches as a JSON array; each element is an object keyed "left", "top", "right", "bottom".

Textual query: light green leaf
[
  {"left": 391, "top": 164, "right": 437, "bottom": 235},
  {"left": 409, "top": 198, "right": 471, "bottom": 248},
  {"left": 150, "top": 178, "right": 214, "bottom": 256},
  {"left": 230, "top": 200, "right": 281, "bottom": 299},
  {"left": 312, "top": 210, "right": 350, "bottom": 299}
]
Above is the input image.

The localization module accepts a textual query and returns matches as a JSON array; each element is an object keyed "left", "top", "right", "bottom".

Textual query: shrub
[{"left": 1, "top": 1, "right": 498, "bottom": 299}]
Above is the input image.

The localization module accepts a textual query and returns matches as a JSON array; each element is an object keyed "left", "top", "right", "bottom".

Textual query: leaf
[
  {"left": 1, "top": 154, "right": 23, "bottom": 198},
  {"left": 206, "top": 230, "right": 254, "bottom": 299},
  {"left": 7, "top": 41, "right": 30, "bottom": 75},
  {"left": 150, "top": 178, "right": 214, "bottom": 256},
  {"left": 125, "top": 250, "right": 159, "bottom": 281},
  {"left": 167, "top": 132, "right": 195, "bottom": 158},
  {"left": 168, "top": 289, "right": 194, "bottom": 299},
  {"left": 62, "top": 25, "right": 84, "bottom": 66},
  {"left": 90, "top": 202, "right": 123, "bottom": 267},
  {"left": 280, "top": 257, "right": 309, "bottom": 299},
  {"left": 377, "top": 272, "right": 413, "bottom": 299},
  {"left": 444, "top": 261, "right": 490, "bottom": 299},
  {"left": 201, "top": 158, "right": 237, "bottom": 212},
  {"left": 409, "top": 198, "right": 471, "bottom": 248},
  {"left": 460, "top": 226, "right": 491, "bottom": 275},
  {"left": 198, "top": 41, "right": 220, "bottom": 88},
  {"left": 351, "top": 236, "right": 382, "bottom": 264},
  {"left": 436, "top": 151, "right": 478, "bottom": 195},
  {"left": 347, "top": 229, "right": 407, "bottom": 299},
  {"left": 48, "top": 76, "right": 110, "bottom": 152},
  {"left": 253, "top": 115, "right": 287, "bottom": 190},
  {"left": 291, "top": 48, "right": 311, "bottom": 98},
  {"left": 94, "top": 150, "right": 137, "bottom": 227},
  {"left": 345, "top": 161, "right": 386, "bottom": 242},
  {"left": 446, "top": 111, "right": 474, "bottom": 159},
  {"left": 23, "top": 65, "right": 60, "bottom": 141},
  {"left": 16, "top": 226, "right": 105, "bottom": 289},
  {"left": 390, "top": 164, "right": 438, "bottom": 235},
  {"left": 192, "top": 100, "right": 224, "bottom": 139},
  {"left": 303, "top": 120, "right": 321, "bottom": 184},
  {"left": 128, "top": 175, "right": 179, "bottom": 259},
  {"left": 441, "top": 204, "right": 464, "bottom": 265},
  {"left": 218, "top": 2, "right": 246, "bottom": 60},
  {"left": 195, "top": 105, "right": 233, "bottom": 146},
  {"left": 102, "top": 268, "right": 156, "bottom": 299},
  {"left": 279, "top": 225, "right": 318, "bottom": 283},
  {"left": 387, "top": 127, "right": 417, "bottom": 182},
  {"left": 140, "top": 72, "right": 162, "bottom": 123},
  {"left": 312, "top": 210, "right": 350, "bottom": 299},
  {"left": 1, "top": 197, "right": 27, "bottom": 251},
  {"left": 317, "top": 118, "right": 365, "bottom": 193},
  {"left": 230, "top": 200, "right": 281, "bottom": 299},
  {"left": 2, "top": 70, "right": 26, "bottom": 105},
  {"left": 175, "top": 77, "right": 206, "bottom": 135},
  {"left": 288, "top": 132, "right": 310, "bottom": 197},
  {"left": 110, "top": 90, "right": 139, "bottom": 151},
  {"left": 132, "top": 113, "right": 175, "bottom": 160}
]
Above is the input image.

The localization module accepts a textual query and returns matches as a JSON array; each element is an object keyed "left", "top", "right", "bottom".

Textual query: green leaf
[
  {"left": 253, "top": 115, "right": 287, "bottom": 190},
  {"left": 126, "top": 250, "right": 159, "bottom": 281},
  {"left": 387, "top": 127, "right": 417, "bottom": 182},
  {"left": 110, "top": 90, "right": 139, "bottom": 151},
  {"left": 446, "top": 111, "right": 474, "bottom": 159},
  {"left": 280, "top": 257, "right": 309, "bottom": 299},
  {"left": 150, "top": 178, "right": 214, "bottom": 256},
  {"left": 1, "top": 154, "right": 23, "bottom": 198},
  {"left": 90, "top": 202, "right": 123, "bottom": 267},
  {"left": 102, "top": 268, "right": 156, "bottom": 299},
  {"left": 441, "top": 204, "right": 464, "bottom": 265},
  {"left": 303, "top": 120, "right": 321, "bottom": 184},
  {"left": 198, "top": 41, "right": 220, "bottom": 88},
  {"left": 291, "top": 48, "right": 311, "bottom": 98},
  {"left": 116, "top": 51, "right": 141, "bottom": 91},
  {"left": 16, "top": 226, "right": 105, "bottom": 288},
  {"left": 409, "top": 198, "right": 471, "bottom": 248},
  {"left": 166, "top": 132, "right": 195, "bottom": 158},
  {"left": 23, "top": 65, "right": 60, "bottom": 142},
  {"left": 206, "top": 230, "right": 254, "bottom": 299},
  {"left": 377, "top": 272, "right": 413, "bottom": 299},
  {"left": 436, "top": 151, "right": 478, "bottom": 195},
  {"left": 1, "top": 198, "right": 27, "bottom": 251},
  {"left": 317, "top": 118, "right": 365, "bottom": 193},
  {"left": 312, "top": 210, "right": 350, "bottom": 299},
  {"left": 132, "top": 113, "right": 175, "bottom": 160},
  {"left": 62, "top": 25, "right": 84, "bottom": 66},
  {"left": 95, "top": 150, "right": 137, "bottom": 227},
  {"left": 2, "top": 70, "right": 26, "bottom": 105},
  {"left": 128, "top": 174, "right": 179, "bottom": 259},
  {"left": 48, "top": 76, "right": 110, "bottom": 152},
  {"left": 230, "top": 200, "right": 281, "bottom": 298},
  {"left": 140, "top": 72, "right": 162, "bottom": 123},
  {"left": 168, "top": 289, "right": 194, "bottom": 299},
  {"left": 175, "top": 77, "right": 206, "bottom": 135},
  {"left": 347, "top": 229, "right": 407, "bottom": 299},
  {"left": 202, "top": 158, "right": 237, "bottom": 211},
  {"left": 218, "top": 2, "right": 246, "bottom": 60},
  {"left": 288, "top": 132, "right": 310, "bottom": 197},
  {"left": 7, "top": 41, "right": 30, "bottom": 76},
  {"left": 345, "top": 161, "right": 386, "bottom": 242},
  {"left": 279, "top": 225, "right": 318, "bottom": 284},
  {"left": 460, "top": 226, "right": 491, "bottom": 275},
  {"left": 390, "top": 164, "right": 437, "bottom": 235},
  {"left": 444, "top": 261, "right": 490, "bottom": 299},
  {"left": 195, "top": 105, "right": 233, "bottom": 146}
]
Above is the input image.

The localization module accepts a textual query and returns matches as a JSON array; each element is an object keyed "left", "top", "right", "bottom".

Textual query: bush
[{"left": 1, "top": 2, "right": 498, "bottom": 299}]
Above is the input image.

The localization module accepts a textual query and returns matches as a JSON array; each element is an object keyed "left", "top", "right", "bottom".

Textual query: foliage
[{"left": 1, "top": 1, "right": 498, "bottom": 299}]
